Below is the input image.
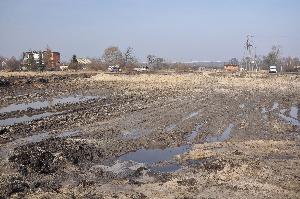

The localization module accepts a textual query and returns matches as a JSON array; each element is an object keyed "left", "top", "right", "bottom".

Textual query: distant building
[
  {"left": 47, "top": 51, "right": 60, "bottom": 67},
  {"left": 224, "top": 64, "right": 239, "bottom": 72},
  {"left": 77, "top": 58, "right": 92, "bottom": 65},
  {"left": 23, "top": 51, "right": 40, "bottom": 65},
  {"left": 22, "top": 50, "right": 60, "bottom": 68}
]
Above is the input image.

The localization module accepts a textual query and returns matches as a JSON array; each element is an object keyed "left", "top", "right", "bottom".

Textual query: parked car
[
  {"left": 108, "top": 65, "right": 121, "bottom": 72},
  {"left": 269, "top": 66, "right": 277, "bottom": 73},
  {"left": 133, "top": 67, "right": 149, "bottom": 72}
]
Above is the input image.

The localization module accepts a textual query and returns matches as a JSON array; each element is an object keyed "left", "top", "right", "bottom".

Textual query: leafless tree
[
  {"left": 102, "top": 46, "right": 124, "bottom": 67},
  {"left": 174, "top": 62, "right": 190, "bottom": 73},
  {"left": 5, "top": 56, "right": 21, "bottom": 71},
  {"left": 147, "top": 54, "right": 165, "bottom": 70},
  {"left": 86, "top": 58, "right": 106, "bottom": 71},
  {"left": 281, "top": 56, "right": 300, "bottom": 72},
  {"left": 43, "top": 47, "right": 52, "bottom": 68},
  {"left": 123, "top": 47, "right": 138, "bottom": 71},
  {"left": 0, "top": 56, "right": 7, "bottom": 70},
  {"left": 229, "top": 58, "right": 239, "bottom": 65},
  {"left": 262, "top": 45, "right": 281, "bottom": 70}
]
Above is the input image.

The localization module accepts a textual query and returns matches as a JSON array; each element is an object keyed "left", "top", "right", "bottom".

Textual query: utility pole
[{"left": 243, "top": 35, "right": 258, "bottom": 71}]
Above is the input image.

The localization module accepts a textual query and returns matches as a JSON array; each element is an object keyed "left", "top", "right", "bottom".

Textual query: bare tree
[
  {"left": 43, "top": 47, "right": 52, "bottom": 68},
  {"left": 174, "top": 62, "right": 190, "bottom": 73},
  {"left": 281, "top": 56, "right": 300, "bottom": 72},
  {"left": 123, "top": 47, "right": 138, "bottom": 71},
  {"left": 262, "top": 45, "right": 281, "bottom": 70},
  {"left": 124, "top": 47, "right": 133, "bottom": 64},
  {"left": 0, "top": 56, "right": 7, "bottom": 70},
  {"left": 147, "top": 55, "right": 156, "bottom": 65},
  {"left": 6, "top": 56, "right": 21, "bottom": 71},
  {"left": 86, "top": 58, "right": 106, "bottom": 71},
  {"left": 102, "top": 46, "right": 124, "bottom": 67},
  {"left": 147, "top": 55, "right": 165, "bottom": 70},
  {"left": 229, "top": 58, "right": 239, "bottom": 65}
]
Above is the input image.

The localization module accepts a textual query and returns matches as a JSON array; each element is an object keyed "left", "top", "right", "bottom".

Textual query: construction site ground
[{"left": 0, "top": 71, "right": 299, "bottom": 199}]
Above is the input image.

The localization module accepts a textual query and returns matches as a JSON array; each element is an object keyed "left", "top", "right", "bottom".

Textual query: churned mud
[{"left": 0, "top": 71, "right": 299, "bottom": 198}]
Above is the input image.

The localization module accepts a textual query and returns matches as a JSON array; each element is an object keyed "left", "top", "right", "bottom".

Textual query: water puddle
[
  {"left": 278, "top": 113, "right": 300, "bottom": 126},
  {"left": 0, "top": 112, "right": 61, "bottom": 126},
  {"left": 270, "top": 102, "right": 279, "bottom": 111},
  {"left": 119, "top": 145, "right": 190, "bottom": 164},
  {"left": 121, "top": 129, "right": 150, "bottom": 140},
  {"left": 280, "top": 109, "right": 287, "bottom": 114},
  {"left": 0, "top": 130, "right": 80, "bottom": 159},
  {"left": 165, "top": 124, "right": 177, "bottom": 132},
  {"left": 116, "top": 145, "right": 190, "bottom": 173},
  {"left": 290, "top": 106, "right": 298, "bottom": 119},
  {"left": 261, "top": 107, "right": 267, "bottom": 114},
  {"left": 0, "top": 95, "right": 98, "bottom": 114},
  {"left": 184, "top": 111, "right": 199, "bottom": 120},
  {"left": 205, "top": 123, "right": 234, "bottom": 142},
  {"left": 262, "top": 115, "right": 268, "bottom": 120},
  {"left": 56, "top": 130, "right": 80, "bottom": 138},
  {"left": 187, "top": 123, "right": 205, "bottom": 141},
  {"left": 261, "top": 102, "right": 279, "bottom": 114}
]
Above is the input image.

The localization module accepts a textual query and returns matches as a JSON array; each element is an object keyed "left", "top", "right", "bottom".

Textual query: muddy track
[{"left": 0, "top": 71, "right": 299, "bottom": 198}]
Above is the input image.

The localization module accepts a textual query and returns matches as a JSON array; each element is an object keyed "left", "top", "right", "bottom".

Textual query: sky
[{"left": 0, "top": 0, "right": 299, "bottom": 62}]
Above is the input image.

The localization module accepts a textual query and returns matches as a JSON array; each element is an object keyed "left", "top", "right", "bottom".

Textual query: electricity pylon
[{"left": 243, "top": 35, "right": 258, "bottom": 71}]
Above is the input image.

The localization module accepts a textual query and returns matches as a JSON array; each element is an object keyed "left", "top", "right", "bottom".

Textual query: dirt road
[{"left": 0, "top": 71, "right": 299, "bottom": 198}]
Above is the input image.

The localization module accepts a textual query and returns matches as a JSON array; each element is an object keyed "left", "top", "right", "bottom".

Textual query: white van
[{"left": 269, "top": 66, "right": 277, "bottom": 73}]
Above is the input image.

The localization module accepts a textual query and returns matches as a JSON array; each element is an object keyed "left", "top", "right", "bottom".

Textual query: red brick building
[
  {"left": 46, "top": 51, "right": 60, "bottom": 68},
  {"left": 23, "top": 50, "right": 60, "bottom": 69}
]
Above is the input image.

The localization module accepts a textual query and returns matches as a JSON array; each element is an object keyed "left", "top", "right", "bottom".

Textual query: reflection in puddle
[
  {"left": 7, "top": 130, "right": 79, "bottom": 148},
  {"left": 271, "top": 102, "right": 279, "bottom": 111},
  {"left": 206, "top": 123, "right": 234, "bottom": 142},
  {"left": 262, "top": 102, "right": 279, "bottom": 114},
  {"left": 119, "top": 145, "right": 190, "bottom": 164},
  {"left": 260, "top": 103, "right": 299, "bottom": 125},
  {"left": 165, "top": 124, "right": 177, "bottom": 132},
  {"left": 0, "top": 95, "right": 98, "bottom": 114},
  {"left": 118, "top": 145, "right": 190, "bottom": 173},
  {"left": 0, "top": 112, "right": 60, "bottom": 126},
  {"left": 261, "top": 107, "right": 267, "bottom": 114},
  {"left": 121, "top": 129, "right": 150, "bottom": 140},
  {"left": 280, "top": 109, "right": 287, "bottom": 114},
  {"left": 278, "top": 113, "right": 300, "bottom": 126},
  {"left": 184, "top": 111, "right": 199, "bottom": 120},
  {"left": 290, "top": 106, "right": 298, "bottom": 119},
  {"left": 262, "top": 115, "right": 268, "bottom": 120}
]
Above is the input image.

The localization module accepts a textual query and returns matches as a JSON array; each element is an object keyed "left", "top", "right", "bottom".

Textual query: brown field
[{"left": 0, "top": 71, "right": 299, "bottom": 198}]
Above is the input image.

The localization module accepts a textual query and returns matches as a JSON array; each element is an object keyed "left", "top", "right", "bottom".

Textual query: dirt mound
[
  {"left": 9, "top": 149, "right": 57, "bottom": 174},
  {"left": 9, "top": 138, "right": 105, "bottom": 175}
]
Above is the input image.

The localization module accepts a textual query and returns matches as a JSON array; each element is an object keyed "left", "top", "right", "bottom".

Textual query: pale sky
[{"left": 0, "top": 0, "right": 299, "bottom": 62}]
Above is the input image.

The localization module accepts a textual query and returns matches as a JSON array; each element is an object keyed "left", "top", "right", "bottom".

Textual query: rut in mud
[{"left": 0, "top": 72, "right": 299, "bottom": 199}]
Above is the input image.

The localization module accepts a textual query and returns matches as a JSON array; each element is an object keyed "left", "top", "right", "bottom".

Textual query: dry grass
[{"left": 90, "top": 72, "right": 300, "bottom": 92}]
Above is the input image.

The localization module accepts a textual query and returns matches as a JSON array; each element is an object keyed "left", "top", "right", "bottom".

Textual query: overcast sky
[{"left": 0, "top": 0, "right": 299, "bottom": 62}]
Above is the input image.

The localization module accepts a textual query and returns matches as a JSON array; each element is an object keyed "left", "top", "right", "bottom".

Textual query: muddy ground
[{"left": 0, "top": 71, "right": 299, "bottom": 199}]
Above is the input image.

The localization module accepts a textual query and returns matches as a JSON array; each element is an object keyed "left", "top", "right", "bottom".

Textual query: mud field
[{"left": 0, "top": 71, "right": 299, "bottom": 199}]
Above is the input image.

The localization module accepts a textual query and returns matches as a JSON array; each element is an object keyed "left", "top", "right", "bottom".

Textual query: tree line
[{"left": 1, "top": 45, "right": 299, "bottom": 72}]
